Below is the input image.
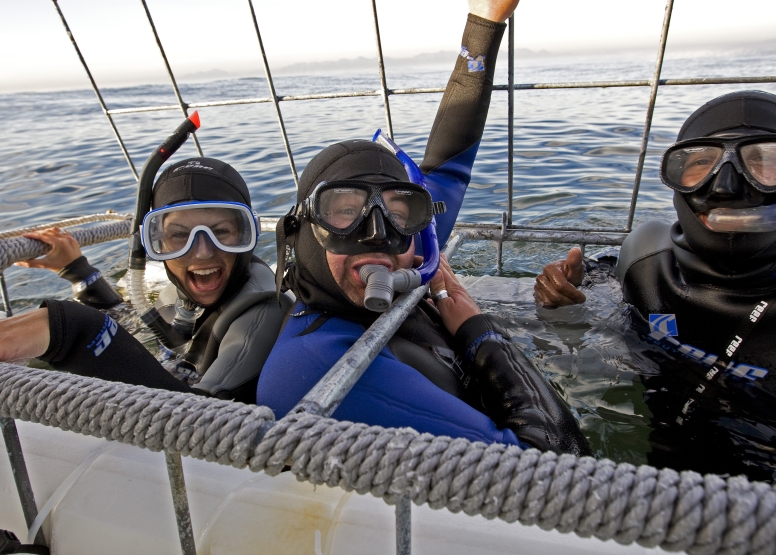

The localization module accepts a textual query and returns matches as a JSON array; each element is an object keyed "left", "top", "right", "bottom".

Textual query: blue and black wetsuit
[{"left": 258, "top": 15, "right": 590, "bottom": 456}]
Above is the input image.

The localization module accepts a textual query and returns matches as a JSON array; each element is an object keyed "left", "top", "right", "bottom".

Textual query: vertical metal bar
[
  {"left": 497, "top": 212, "right": 506, "bottom": 275},
  {"left": 507, "top": 14, "right": 515, "bottom": 226},
  {"left": 395, "top": 495, "right": 411, "bottom": 555},
  {"left": 164, "top": 451, "right": 197, "bottom": 555},
  {"left": 247, "top": 0, "right": 299, "bottom": 187},
  {"left": 51, "top": 0, "right": 139, "bottom": 181},
  {"left": 139, "top": 0, "right": 204, "bottom": 157},
  {"left": 625, "top": 0, "right": 674, "bottom": 231},
  {"left": 0, "top": 272, "right": 13, "bottom": 317},
  {"left": 370, "top": 0, "right": 394, "bottom": 139},
  {"left": 1, "top": 418, "right": 46, "bottom": 546}
]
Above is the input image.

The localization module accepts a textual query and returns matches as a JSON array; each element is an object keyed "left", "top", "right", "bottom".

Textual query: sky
[{"left": 0, "top": 0, "right": 774, "bottom": 93}]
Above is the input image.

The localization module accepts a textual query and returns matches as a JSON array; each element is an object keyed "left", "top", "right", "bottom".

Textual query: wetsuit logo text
[
  {"left": 648, "top": 328, "right": 768, "bottom": 381},
  {"left": 726, "top": 335, "right": 743, "bottom": 357},
  {"left": 750, "top": 301, "right": 768, "bottom": 323},
  {"left": 88, "top": 315, "right": 119, "bottom": 357}
]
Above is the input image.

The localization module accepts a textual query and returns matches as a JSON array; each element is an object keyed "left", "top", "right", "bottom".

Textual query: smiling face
[
  {"left": 325, "top": 236, "right": 415, "bottom": 307},
  {"left": 161, "top": 209, "right": 239, "bottom": 306}
]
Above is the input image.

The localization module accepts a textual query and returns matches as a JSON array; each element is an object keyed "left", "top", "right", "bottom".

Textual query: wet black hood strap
[{"left": 275, "top": 207, "right": 299, "bottom": 296}]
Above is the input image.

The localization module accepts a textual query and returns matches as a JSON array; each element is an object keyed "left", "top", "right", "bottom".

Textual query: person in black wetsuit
[
  {"left": 533, "top": 90, "right": 776, "bottom": 480},
  {"left": 0, "top": 158, "right": 288, "bottom": 403},
  {"left": 13, "top": 226, "right": 123, "bottom": 310},
  {"left": 257, "top": 0, "right": 590, "bottom": 456}
]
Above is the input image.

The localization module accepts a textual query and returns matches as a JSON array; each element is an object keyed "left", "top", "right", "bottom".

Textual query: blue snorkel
[{"left": 358, "top": 130, "right": 442, "bottom": 312}]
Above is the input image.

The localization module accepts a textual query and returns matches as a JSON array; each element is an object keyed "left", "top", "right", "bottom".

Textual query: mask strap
[{"left": 275, "top": 206, "right": 299, "bottom": 297}]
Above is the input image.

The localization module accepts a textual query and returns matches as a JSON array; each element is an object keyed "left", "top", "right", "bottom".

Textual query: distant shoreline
[{"left": 3, "top": 39, "right": 775, "bottom": 94}]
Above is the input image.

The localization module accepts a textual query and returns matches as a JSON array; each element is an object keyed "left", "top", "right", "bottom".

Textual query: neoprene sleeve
[
  {"left": 421, "top": 14, "right": 506, "bottom": 244},
  {"left": 39, "top": 299, "right": 196, "bottom": 393},
  {"left": 455, "top": 315, "right": 591, "bottom": 456},
  {"left": 59, "top": 256, "right": 123, "bottom": 309}
]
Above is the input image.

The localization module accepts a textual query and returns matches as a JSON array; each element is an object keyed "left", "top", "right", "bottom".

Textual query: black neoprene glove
[
  {"left": 455, "top": 315, "right": 591, "bottom": 456},
  {"left": 59, "top": 256, "right": 123, "bottom": 309}
]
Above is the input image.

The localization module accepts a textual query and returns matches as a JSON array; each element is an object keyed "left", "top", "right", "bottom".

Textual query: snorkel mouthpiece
[
  {"left": 702, "top": 205, "right": 776, "bottom": 232},
  {"left": 359, "top": 265, "right": 422, "bottom": 312},
  {"left": 367, "top": 130, "right": 441, "bottom": 311}
]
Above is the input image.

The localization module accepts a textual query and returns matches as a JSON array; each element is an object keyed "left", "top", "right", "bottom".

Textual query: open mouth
[
  {"left": 187, "top": 267, "right": 224, "bottom": 292},
  {"left": 699, "top": 206, "right": 776, "bottom": 233}
]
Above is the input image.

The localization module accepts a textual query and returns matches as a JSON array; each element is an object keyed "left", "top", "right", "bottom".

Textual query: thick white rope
[{"left": 2, "top": 362, "right": 775, "bottom": 555}]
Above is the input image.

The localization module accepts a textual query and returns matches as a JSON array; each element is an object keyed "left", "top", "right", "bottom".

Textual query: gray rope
[
  {"left": 2, "top": 361, "right": 776, "bottom": 555},
  {"left": 0, "top": 212, "right": 131, "bottom": 240},
  {"left": 0, "top": 218, "right": 132, "bottom": 272}
]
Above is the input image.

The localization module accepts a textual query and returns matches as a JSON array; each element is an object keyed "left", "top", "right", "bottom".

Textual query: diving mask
[
  {"left": 141, "top": 201, "right": 260, "bottom": 261},
  {"left": 300, "top": 179, "right": 442, "bottom": 255},
  {"left": 661, "top": 134, "right": 776, "bottom": 193}
]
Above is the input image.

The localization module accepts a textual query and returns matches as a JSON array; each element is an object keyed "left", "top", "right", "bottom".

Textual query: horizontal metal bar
[
  {"left": 104, "top": 75, "right": 776, "bottom": 116},
  {"left": 497, "top": 75, "right": 776, "bottom": 91},
  {"left": 455, "top": 222, "right": 629, "bottom": 234},
  {"left": 456, "top": 226, "right": 627, "bottom": 246}
]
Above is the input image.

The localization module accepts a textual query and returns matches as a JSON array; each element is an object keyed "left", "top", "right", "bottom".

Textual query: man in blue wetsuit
[
  {"left": 534, "top": 90, "right": 776, "bottom": 480},
  {"left": 257, "top": 0, "right": 590, "bottom": 456}
]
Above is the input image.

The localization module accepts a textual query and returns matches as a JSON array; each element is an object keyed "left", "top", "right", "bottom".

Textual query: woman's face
[{"left": 161, "top": 209, "right": 238, "bottom": 306}]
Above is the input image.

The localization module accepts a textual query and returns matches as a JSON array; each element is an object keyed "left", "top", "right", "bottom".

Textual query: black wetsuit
[{"left": 614, "top": 220, "right": 776, "bottom": 481}]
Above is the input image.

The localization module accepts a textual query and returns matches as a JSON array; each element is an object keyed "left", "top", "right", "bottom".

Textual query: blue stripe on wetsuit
[
  {"left": 256, "top": 306, "right": 523, "bottom": 446},
  {"left": 423, "top": 141, "right": 480, "bottom": 246}
]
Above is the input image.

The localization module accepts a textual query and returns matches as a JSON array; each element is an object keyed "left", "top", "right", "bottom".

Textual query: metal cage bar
[
  {"left": 1, "top": 418, "right": 46, "bottom": 546},
  {"left": 51, "top": 0, "right": 139, "bottom": 180},
  {"left": 507, "top": 15, "right": 515, "bottom": 226},
  {"left": 165, "top": 451, "right": 198, "bottom": 555},
  {"left": 0, "top": 273, "right": 12, "bottom": 317},
  {"left": 99, "top": 75, "right": 776, "bottom": 116},
  {"left": 247, "top": 0, "right": 299, "bottom": 187},
  {"left": 370, "top": 0, "right": 395, "bottom": 139},
  {"left": 140, "top": 0, "right": 203, "bottom": 157},
  {"left": 626, "top": 0, "right": 675, "bottom": 231}
]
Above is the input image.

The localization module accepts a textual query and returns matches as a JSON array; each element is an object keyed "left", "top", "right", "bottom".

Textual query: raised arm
[{"left": 420, "top": 0, "right": 519, "bottom": 245}]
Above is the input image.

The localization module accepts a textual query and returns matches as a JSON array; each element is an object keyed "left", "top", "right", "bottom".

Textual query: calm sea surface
[{"left": 2, "top": 53, "right": 774, "bottom": 463}]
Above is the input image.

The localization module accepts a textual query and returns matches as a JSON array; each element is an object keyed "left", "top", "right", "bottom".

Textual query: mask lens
[
  {"left": 741, "top": 142, "right": 776, "bottom": 187},
  {"left": 146, "top": 205, "right": 255, "bottom": 259},
  {"left": 381, "top": 187, "right": 430, "bottom": 231},
  {"left": 665, "top": 145, "right": 723, "bottom": 189},
  {"left": 319, "top": 187, "right": 369, "bottom": 230}
]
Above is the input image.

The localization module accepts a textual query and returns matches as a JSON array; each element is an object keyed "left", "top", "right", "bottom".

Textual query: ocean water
[{"left": 1, "top": 53, "right": 774, "bottom": 463}]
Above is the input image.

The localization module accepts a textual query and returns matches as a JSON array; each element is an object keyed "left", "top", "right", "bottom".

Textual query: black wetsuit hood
[
  {"left": 152, "top": 157, "right": 254, "bottom": 309},
  {"left": 671, "top": 91, "right": 776, "bottom": 270},
  {"left": 282, "top": 140, "right": 410, "bottom": 323}
]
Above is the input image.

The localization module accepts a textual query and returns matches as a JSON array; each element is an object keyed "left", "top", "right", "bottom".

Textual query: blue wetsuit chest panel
[{"left": 256, "top": 306, "right": 522, "bottom": 446}]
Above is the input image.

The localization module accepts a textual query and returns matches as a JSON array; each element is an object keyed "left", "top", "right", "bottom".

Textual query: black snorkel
[
  {"left": 127, "top": 112, "right": 201, "bottom": 349},
  {"left": 129, "top": 111, "right": 201, "bottom": 267}
]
